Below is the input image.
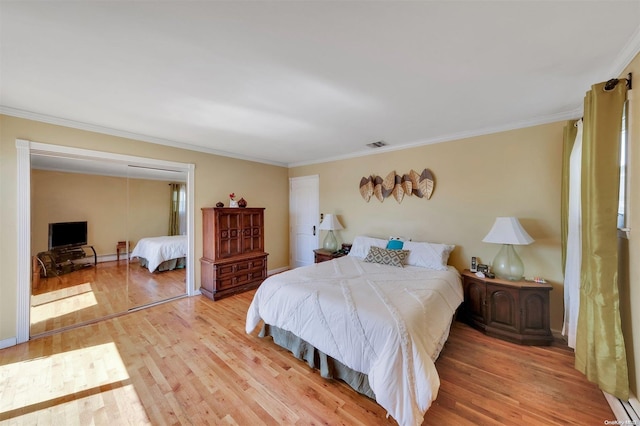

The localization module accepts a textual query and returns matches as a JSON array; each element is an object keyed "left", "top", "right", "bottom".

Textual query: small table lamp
[
  {"left": 319, "top": 214, "right": 344, "bottom": 252},
  {"left": 482, "top": 217, "right": 534, "bottom": 281}
]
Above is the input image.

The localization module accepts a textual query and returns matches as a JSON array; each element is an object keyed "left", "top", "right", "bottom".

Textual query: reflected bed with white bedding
[
  {"left": 246, "top": 236, "right": 463, "bottom": 426},
  {"left": 130, "top": 235, "right": 187, "bottom": 273}
]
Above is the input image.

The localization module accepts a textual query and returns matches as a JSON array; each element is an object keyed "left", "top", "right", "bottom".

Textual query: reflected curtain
[
  {"left": 574, "top": 80, "right": 629, "bottom": 399},
  {"left": 169, "top": 183, "right": 186, "bottom": 236}
]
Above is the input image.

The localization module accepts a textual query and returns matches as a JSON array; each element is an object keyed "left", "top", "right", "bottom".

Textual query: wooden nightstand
[
  {"left": 313, "top": 249, "right": 343, "bottom": 263},
  {"left": 460, "top": 269, "right": 553, "bottom": 346},
  {"left": 116, "top": 241, "right": 130, "bottom": 261},
  {"left": 313, "top": 244, "right": 352, "bottom": 263}
]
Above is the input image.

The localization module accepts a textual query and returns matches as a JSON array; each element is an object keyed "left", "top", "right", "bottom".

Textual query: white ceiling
[{"left": 2, "top": 1, "right": 640, "bottom": 167}]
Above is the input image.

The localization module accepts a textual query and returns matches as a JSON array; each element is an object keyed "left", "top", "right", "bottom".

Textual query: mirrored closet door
[
  {"left": 126, "top": 165, "right": 188, "bottom": 310},
  {"left": 30, "top": 156, "right": 131, "bottom": 335},
  {"left": 29, "top": 153, "right": 190, "bottom": 337}
]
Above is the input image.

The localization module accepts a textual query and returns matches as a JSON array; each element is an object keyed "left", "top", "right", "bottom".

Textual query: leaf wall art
[{"left": 358, "top": 168, "right": 435, "bottom": 203}]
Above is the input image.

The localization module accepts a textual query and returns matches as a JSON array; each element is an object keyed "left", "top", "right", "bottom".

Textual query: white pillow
[
  {"left": 404, "top": 241, "right": 455, "bottom": 271},
  {"left": 348, "top": 235, "right": 388, "bottom": 259}
]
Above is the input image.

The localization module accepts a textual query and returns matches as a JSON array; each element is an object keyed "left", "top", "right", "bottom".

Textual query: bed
[
  {"left": 130, "top": 235, "right": 187, "bottom": 273},
  {"left": 245, "top": 236, "right": 463, "bottom": 426}
]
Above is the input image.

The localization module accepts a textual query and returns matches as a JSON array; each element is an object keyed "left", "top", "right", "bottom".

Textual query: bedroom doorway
[
  {"left": 289, "top": 175, "right": 319, "bottom": 268},
  {"left": 17, "top": 140, "right": 195, "bottom": 342}
]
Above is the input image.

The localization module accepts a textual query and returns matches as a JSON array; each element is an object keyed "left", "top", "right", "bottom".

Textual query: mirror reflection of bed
[
  {"left": 30, "top": 155, "right": 189, "bottom": 337},
  {"left": 128, "top": 234, "right": 188, "bottom": 306}
]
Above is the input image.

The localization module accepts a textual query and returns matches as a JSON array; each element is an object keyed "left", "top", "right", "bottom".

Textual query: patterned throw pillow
[{"left": 364, "top": 246, "right": 409, "bottom": 267}]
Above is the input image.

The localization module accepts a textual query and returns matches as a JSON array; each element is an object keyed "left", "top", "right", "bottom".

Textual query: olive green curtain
[
  {"left": 561, "top": 120, "right": 578, "bottom": 272},
  {"left": 575, "top": 80, "right": 629, "bottom": 399},
  {"left": 168, "top": 183, "right": 182, "bottom": 236}
]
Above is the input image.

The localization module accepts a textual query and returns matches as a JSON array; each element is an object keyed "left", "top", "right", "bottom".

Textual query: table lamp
[
  {"left": 482, "top": 217, "right": 534, "bottom": 281},
  {"left": 318, "top": 214, "right": 344, "bottom": 252}
]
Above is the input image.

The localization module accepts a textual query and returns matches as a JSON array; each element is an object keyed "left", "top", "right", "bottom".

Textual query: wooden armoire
[{"left": 200, "top": 207, "right": 268, "bottom": 300}]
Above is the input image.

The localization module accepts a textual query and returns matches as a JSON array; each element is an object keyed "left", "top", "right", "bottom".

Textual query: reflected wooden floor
[
  {"left": 30, "top": 260, "right": 186, "bottom": 336},
  {"left": 3, "top": 290, "right": 614, "bottom": 425}
]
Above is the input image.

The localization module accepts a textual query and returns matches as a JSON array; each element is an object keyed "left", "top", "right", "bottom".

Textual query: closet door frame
[{"left": 15, "top": 139, "right": 196, "bottom": 343}]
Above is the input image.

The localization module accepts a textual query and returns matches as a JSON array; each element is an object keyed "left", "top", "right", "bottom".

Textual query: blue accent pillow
[{"left": 386, "top": 239, "right": 404, "bottom": 250}]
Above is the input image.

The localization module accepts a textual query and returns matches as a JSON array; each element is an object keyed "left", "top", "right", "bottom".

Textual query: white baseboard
[
  {"left": 98, "top": 254, "right": 118, "bottom": 263},
  {"left": 65, "top": 253, "right": 123, "bottom": 265},
  {"left": 97, "top": 253, "right": 128, "bottom": 263},
  {"left": 604, "top": 391, "right": 640, "bottom": 422},
  {"left": 630, "top": 396, "right": 640, "bottom": 421},
  {"left": 0, "top": 337, "right": 17, "bottom": 349},
  {"left": 268, "top": 266, "right": 289, "bottom": 276}
]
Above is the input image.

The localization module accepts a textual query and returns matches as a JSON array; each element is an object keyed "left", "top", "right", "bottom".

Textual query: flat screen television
[{"left": 48, "top": 221, "right": 88, "bottom": 250}]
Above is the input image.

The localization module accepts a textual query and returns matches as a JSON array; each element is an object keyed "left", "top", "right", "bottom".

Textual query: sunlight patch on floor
[
  {"left": 31, "top": 282, "right": 94, "bottom": 306},
  {"left": 30, "top": 284, "right": 97, "bottom": 326},
  {"left": 2, "top": 383, "right": 150, "bottom": 424},
  {"left": 0, "top": 343, "right": 149, "bottom": 423}
]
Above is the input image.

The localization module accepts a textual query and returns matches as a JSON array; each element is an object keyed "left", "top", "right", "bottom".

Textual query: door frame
[{"left": 15, "top": 139, "right": 195, "bottom": 343}]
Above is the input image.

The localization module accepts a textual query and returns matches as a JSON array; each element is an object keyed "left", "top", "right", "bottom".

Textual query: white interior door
[{"left": 289, "top": 175, "right": 319, "bottom": 268}]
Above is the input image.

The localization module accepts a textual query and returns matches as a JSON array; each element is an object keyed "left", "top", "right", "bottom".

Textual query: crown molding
[
  {"left": 0, "top": 104, "right": 584, "bottom": 170},
  {"left": 0, "top": 106, "right": 287, "bottom": 167},
  {"left": 609, "top": 23, "right": 640, "bottom": 78},
  {"left": 287, "top": 108, "right": 581, "bottom": 168}
]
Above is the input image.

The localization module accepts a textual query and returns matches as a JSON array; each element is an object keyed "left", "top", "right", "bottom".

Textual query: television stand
[{"left": 37, "top": 245, "right": 97, "bottom": 277}]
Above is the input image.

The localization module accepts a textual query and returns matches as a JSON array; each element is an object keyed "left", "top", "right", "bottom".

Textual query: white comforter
[
  {"left": 130, "top": 235, "right": 187, "bottom": 272},
  {"left": 245, "top": 256, "right": 463, "bottom": 426}
]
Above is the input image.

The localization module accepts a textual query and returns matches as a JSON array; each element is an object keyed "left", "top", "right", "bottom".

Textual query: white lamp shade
[
  {"left": 482, "top": 217, "right": 534, "bottom": 245},
  {"left": 318, "top": 214, "right": 344, "bottom": 231}
]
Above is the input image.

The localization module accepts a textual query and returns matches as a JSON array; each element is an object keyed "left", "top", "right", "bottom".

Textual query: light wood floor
[
  {"left": 30, "top": 260, "right": 186, "bottom": 336},
  {"left": 1, "top": 290, "right": 613, "bottom": 425}
]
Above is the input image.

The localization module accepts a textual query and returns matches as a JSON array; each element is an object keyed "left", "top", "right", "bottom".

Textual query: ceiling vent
[{"left": 366, "top": 141, "right": 387, "bottom": 148}]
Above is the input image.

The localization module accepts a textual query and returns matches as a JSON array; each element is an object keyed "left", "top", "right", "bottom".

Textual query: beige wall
[
  {"left": 621, "top": 53, "right": 640, "bottom": 397},
  {"left": 128, "top": 178, "right": 174, "bottom": 243},
  {"left": 0, "top": 115, "right": 290, "bottom": 341},
  {"left": 290, "top": 122, "right": 566, "bottom": 332},
  {"left": 31, "top": 170, "right": 171, "bottom": 256}
]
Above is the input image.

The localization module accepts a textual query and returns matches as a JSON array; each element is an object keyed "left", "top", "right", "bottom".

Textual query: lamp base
[
  {"left": 492, "top": 244, "right": 525, "bottom": 281},
  {"left": 323, "top": 230, "right": 338, "bottom": 252}
]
